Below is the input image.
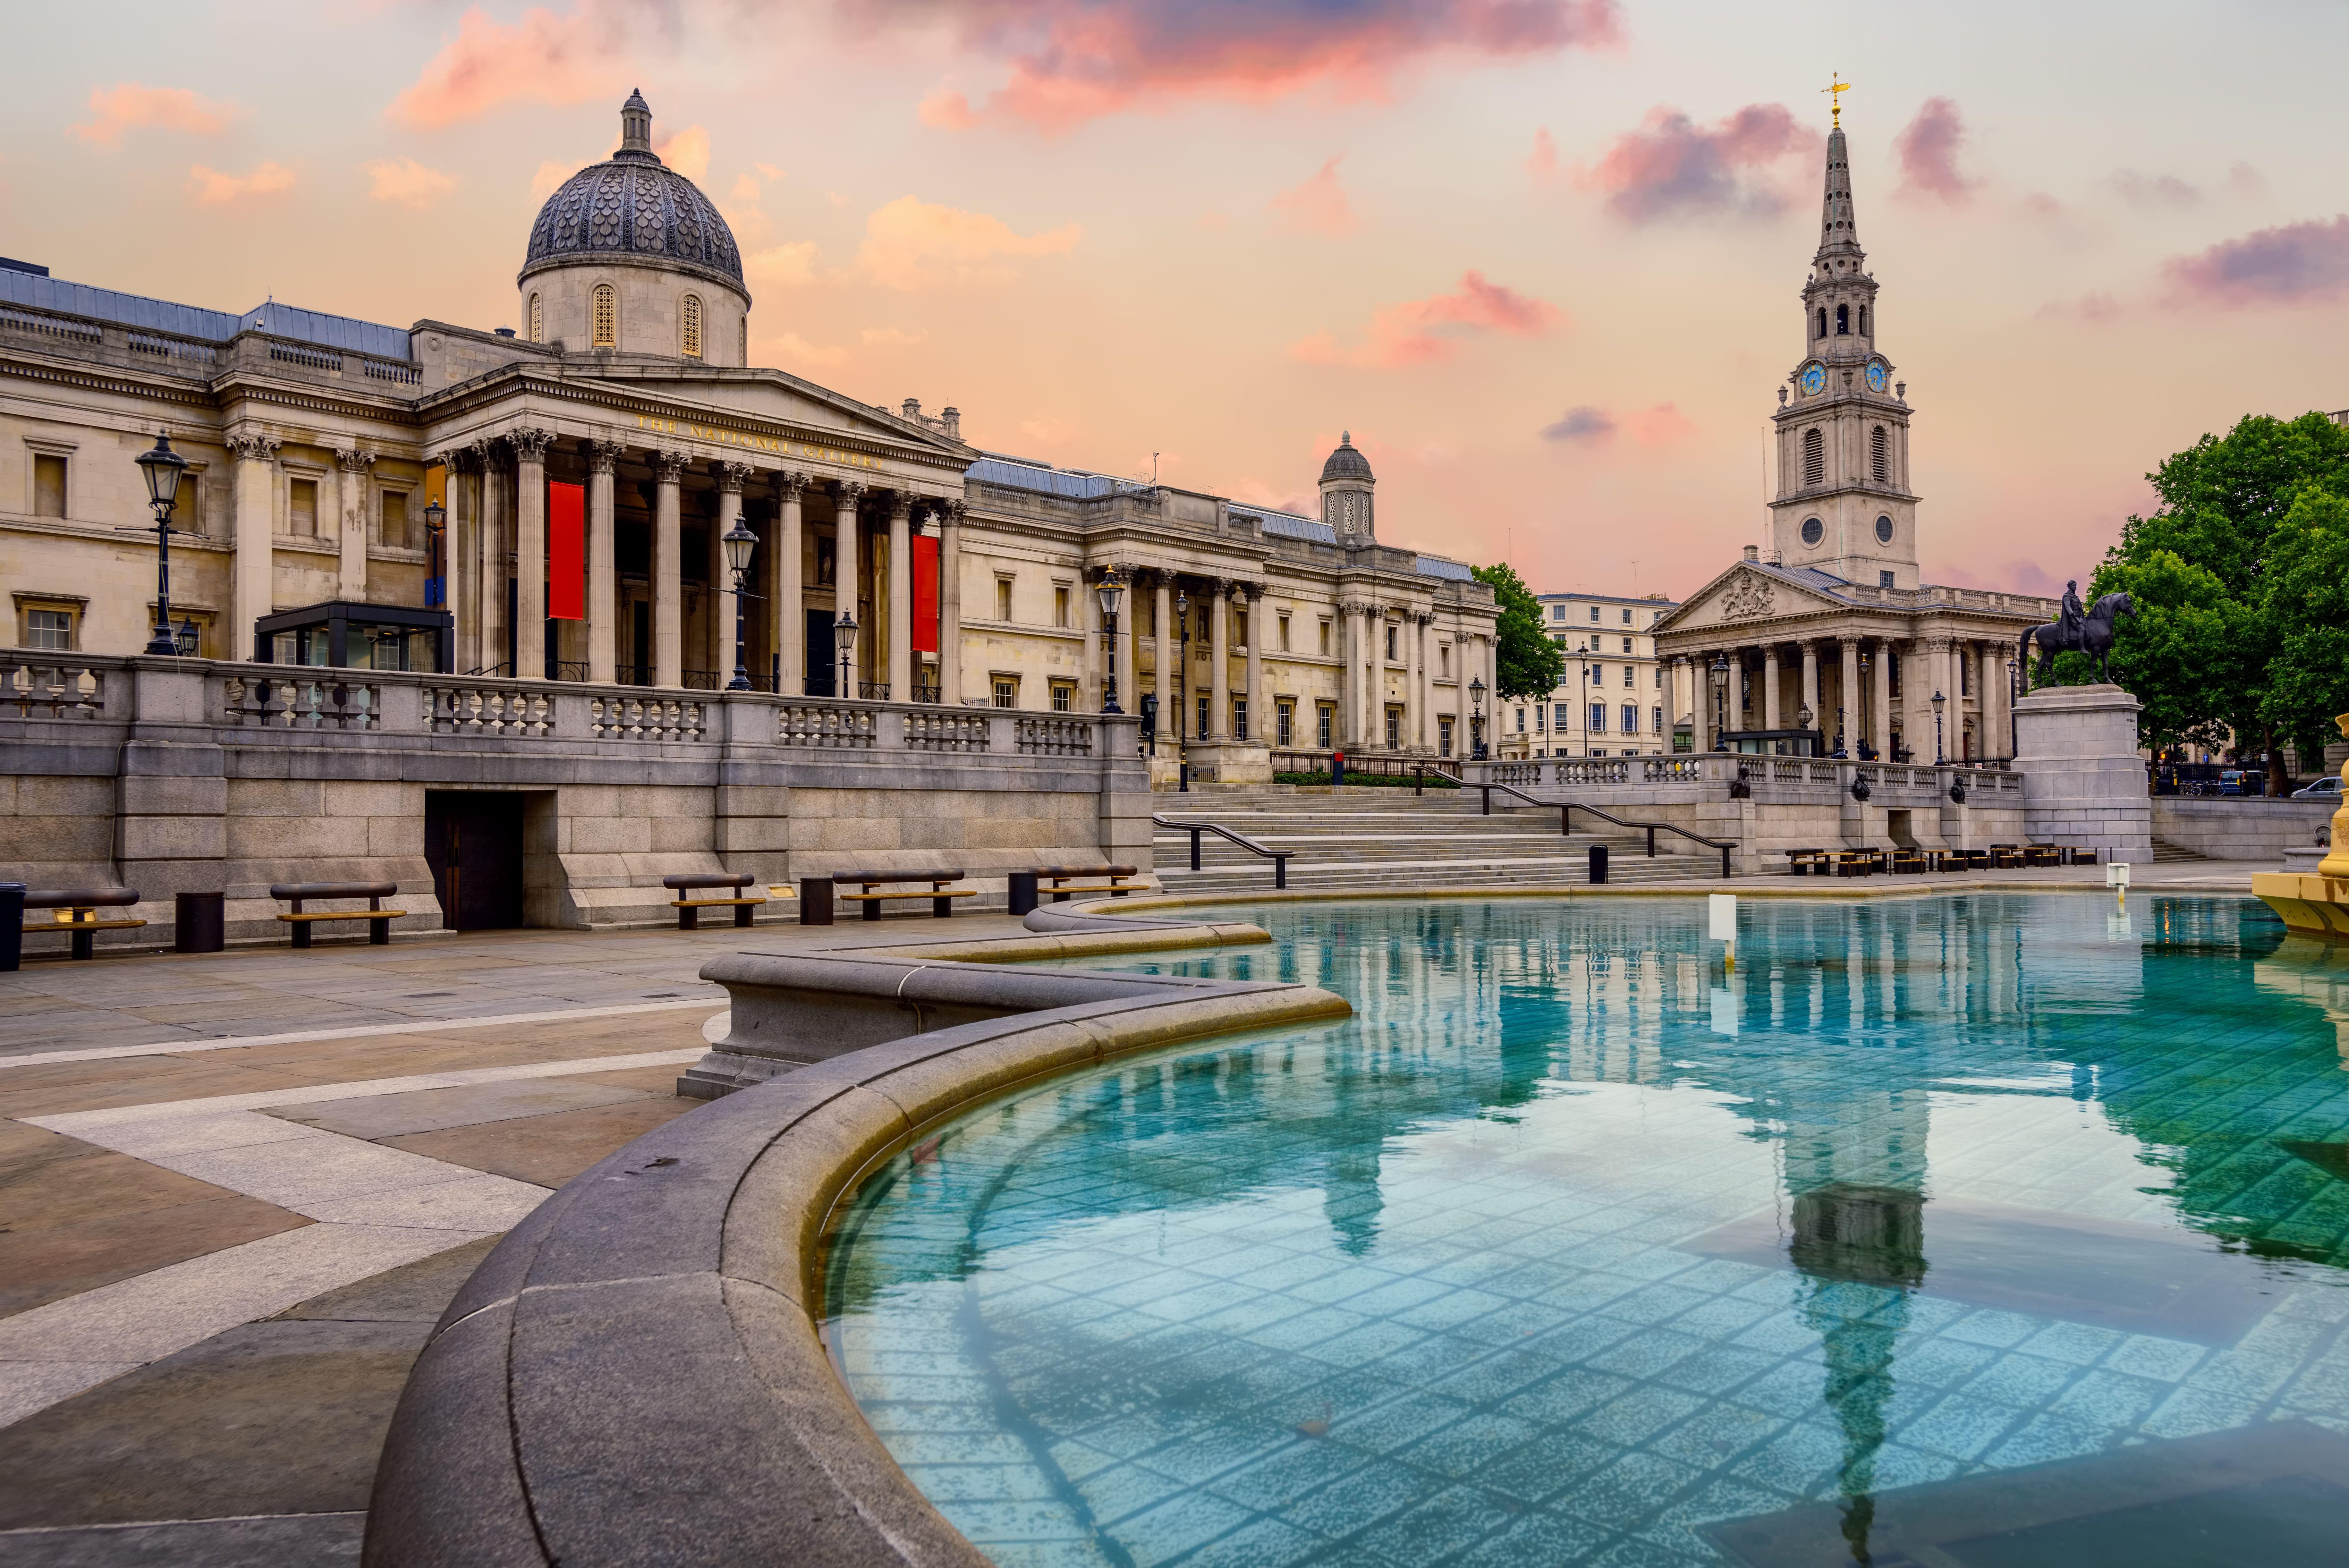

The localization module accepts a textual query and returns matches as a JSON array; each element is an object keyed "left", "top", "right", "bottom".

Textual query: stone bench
[
  {"left": 831, "top": 868, "right": 976, "bottom": 921},
  {"left": 662, "top": 872, "right": 771, "bottom": 931},
  {"left": 23, "top": 887, "right": 143, "bottom": 961},
  {"left": 270, "top": 882, "right": 404, "bottom": 948}
]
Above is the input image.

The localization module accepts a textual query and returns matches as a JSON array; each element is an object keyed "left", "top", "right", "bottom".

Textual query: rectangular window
[
  {"left": 1385, "top": 708, "right": 1401, "bottom": 747},
  {"left": 1515, "top": 708, "right": 1526, "bottom": 734},
  {"left": 1590, "top": 703, "right": 1607, "bottom": 733},
  {"left": 1050, "top": 680, "right": 1076, "bottom": 712},
  {"left": 1652, "top": 705, "right": 1664, "bottom": 736},
  {"left": 1622, "top": 608, "right": 1633, "bottom": 625},
  {"left": 1623, "top": 665, "right": 1635, "bottom": 688},
  {"left": 1384, "top": 624, "right": 1397, "bottom": 661},
  {"left": 1622, "top": 704, "right": 1639, "bottom": 735},
  {"left": 1588, "top": 605, "right": 1600, "bottom": 622},
  {"left": 380, "top": 491, "right": 410, "bottom": 550},
  {"left": 33, "top": 454, "right": 67, "bottom": 518},
  {"left": 1440, "top": 644, "right": 1451, "bottom": 676},
  {"left": 24, "top": 608, "right": 73, "bottom": 650},
  {"left": 995, "top": 578, "right": 1013, "bottom": 621},
  {"left": 992, "top": 677, "right": 1016, "bottom": 708},
  {"left": 289, "top": 477, "right": 318, "bottom": 536},
  {"left": 1233, "top": 697, "right": 1248, "bottom": 740},
  {"left": 1195, "top": 693, "right": 1210, "bottom": 739},
  {"left": 1053, "top": 585, "right": 1070, "bottom": 628},
  {"left": 1439, "top": 716, "right": 1454, "bottom": 757},
  {"left": 1277, "top": 700, "right": 1294, "bottom": 746},
  {"left": 1316, "top": 704, "right": 1333, "bottom": 749},
  {"left": 1554, "top": 703, "right": 1571, "bottom": 728},
  {"left": 1622, "top": 637, "right": 1633, "bottom": 654},
  {"left": 1551, "top": 603, "right": 1567, "bottom": 620},
  {"left": 1278, "top": 613, "right": 1291, "bottom": 651},
  {"left": 1318, "top": 620, "right": 1331, "bottom": 655}
]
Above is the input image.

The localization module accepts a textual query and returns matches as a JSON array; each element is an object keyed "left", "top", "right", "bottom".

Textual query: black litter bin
[
  {"left": 175, "top": 891, "right": 226, "bottom": 953},
  {"left": 1588, "top": 844, "right": 1609, "bottom": 884},
  {"left": 0, "top": 883, "right": 22, "bottom": 973},
  {"left": 799, "top": 876, "right": 834, "bottom": 926},
  {"left": 1008, "top": 871, "right": 1039, "bottom": 917}
]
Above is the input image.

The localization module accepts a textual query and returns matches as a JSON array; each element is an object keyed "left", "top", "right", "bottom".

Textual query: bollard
[
  {"left": 1331, "top": 751, "right": 1346, "bottom": 788},
  {"left": 1589, "top": 844, "right": 1609, "bottom": 884},
  {"left": 798, "top": 876, "right": 834, "bottom": 926},
  {"left": 0, "top": 883, "right": 21, "bottom": 973},
  {"left": 1007, "top": 871, "right": 1039, "bottom": 918},
  {"left": 175, "top": 891, "right": 226, "bottom": 953}
]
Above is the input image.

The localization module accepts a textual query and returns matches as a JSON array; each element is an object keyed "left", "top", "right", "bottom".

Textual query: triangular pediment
[
  {"left": 1655, "top": 563, "right": 1852, "bottom": 634},
  {"left": 574, "top": 364, "right": 971, "bottom": 465}
]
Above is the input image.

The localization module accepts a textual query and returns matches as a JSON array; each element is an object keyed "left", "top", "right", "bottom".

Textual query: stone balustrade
[{"left": 1464, "top": 751, "right": 2019, "bottom": 803}]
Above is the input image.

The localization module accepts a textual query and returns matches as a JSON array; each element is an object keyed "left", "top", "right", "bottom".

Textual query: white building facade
[{"left": 1497, "top": 591, "right": 1682, "bottom": 759}]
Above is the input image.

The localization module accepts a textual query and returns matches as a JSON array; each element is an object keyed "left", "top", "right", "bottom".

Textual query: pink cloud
[
  {"left": 1271, "top": 155, "right": 1355, "bottom": 235},
  {"left": 1293, "top": 269, "right": 1562, "bottom": 367},
  {"left": 389, "top": 3, "right": 634, "bottom": 129},
  {"left": 1578, "top": 104, "right": 1812, "bottom": 223},
  {"left": 2160, "top": 214, "right": 2349, "bottom": 307},
  {"left": 1526, "top": 126, "right": 1558, "bottom": 179},
  {"left": 874, "top": 0, "right": 1621, "bottom": 134},
  {"left": 2036, "top": 290, "right": 2122, "bottom": 323},
  {"left": 364, "top": 158, "right": 457, "bottom": 210},
  {"left": 189, "top": 162, "right": 296, "bottom": 205},
  {"left": 1893, "top": 96, "right": 1980, "bottom": 204},
  {"left": 1626, "top": 402, "right": 1695, "bottom": 445},
  {"left": 1540, "top": 401, "right": 1690, "bottom": 446},
  {"left": 855, "top": 195, "right": 1082, "bottom": 289},
  {"left": 73, "top": 83, "right": 240, "bottom": 147}
]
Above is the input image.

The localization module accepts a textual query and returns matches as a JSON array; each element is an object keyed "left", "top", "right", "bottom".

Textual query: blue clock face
[
  {"left": 1865, "top": 362, "right": 1888, "bottom": 392},
  {"left": 1800, "top": 363, "right": 1826, "bottom": 396}
]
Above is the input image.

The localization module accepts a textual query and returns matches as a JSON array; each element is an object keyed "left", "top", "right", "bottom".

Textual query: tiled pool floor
[{"left": 824, "top": 896, "right": 2349, "bottom": 1566}]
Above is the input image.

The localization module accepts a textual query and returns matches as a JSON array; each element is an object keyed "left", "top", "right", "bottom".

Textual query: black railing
[
  {"left": 858, "top": 681, "right": 891, "bottom": 700},
  {"left": 1151, "top": 814, "right": 1292, "bottom": 888},
  {"left": 912, "top": 685, "right": 942, "bottom": 704},
  {"left": 550, "top": 661, "right": 590, "bottom": 682},
  {"left": 1476, "top": 780, "right": 1736, "bottom": 877},
  {"left": 681, "top": 669, "right": 720, "bottom": 691}
]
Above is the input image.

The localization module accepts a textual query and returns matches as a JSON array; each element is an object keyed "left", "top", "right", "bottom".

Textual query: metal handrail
[
  {"left": 1151, "top": 813, "right": 1293, "bottom": 888},
  {"left": 1476, "top": 780, "right": 1736, "bottom": 876}
]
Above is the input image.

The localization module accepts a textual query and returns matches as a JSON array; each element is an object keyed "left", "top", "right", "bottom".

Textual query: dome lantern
[{"left": 1318, "top": 430, "right": 1376, "bottom": 548}]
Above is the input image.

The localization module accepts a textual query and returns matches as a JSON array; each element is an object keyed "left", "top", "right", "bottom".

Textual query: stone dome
[
  {"left": 1319, "top": 430, "right": 1374, "bottom": 484},
  {"left": 520, "top": 91, "right": 744, "bottom": 296}
]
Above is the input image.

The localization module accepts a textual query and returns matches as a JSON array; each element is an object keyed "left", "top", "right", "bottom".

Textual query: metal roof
[
  {"left": 0, "top": 269, "right": 412, "bottom": 359},
  {"left": 966, "top": 456, "right": 1126, "bottom": 499}
]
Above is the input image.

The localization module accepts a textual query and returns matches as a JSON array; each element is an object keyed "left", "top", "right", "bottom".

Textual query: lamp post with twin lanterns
[
  {"left": 130, "top": 433, "right": 198, "bottom": 656},
  {"left": 422, "top": 497, "right": 448, "bottom": 609},
  {"left": 721, "top": 519, "right": 757, "bottom": 691},
  {"left": 1096, "top": 574, "right": 1125, "bottom": 714}
]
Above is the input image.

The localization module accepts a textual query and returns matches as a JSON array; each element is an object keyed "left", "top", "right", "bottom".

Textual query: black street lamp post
[
  {"left": 1469, "top": 675, "right": 1486, "bottom": 759},
  {"left": 423, "top": 498, "right": 448, "bottom": 609},
  {"left": 132, "top": 433, "right": 189, "bottom": 656},
  {"left": 834, "top": 610, "right": 858, "bottom": 702},
  {"left": 1579, "top": 641, "right": 1595, "bottom": 757},
  {"left": 1708, "top": 653, "right": 1730, "bottom": 750},
  {"left": 1931, "top": 688, "right": 1947, "bottom": 764},
  {"left": 2005, "top": 655, "right": 2020, "bottom": 760},
  {"left": 1096, "top": 574, "right": 1124, "bottom": 714},
  {"left": 721, "top": 519, "right": 757, "bottom": 691},
  {"left": 1174, "top": 587, "right": 1190, "bottom": 742}
]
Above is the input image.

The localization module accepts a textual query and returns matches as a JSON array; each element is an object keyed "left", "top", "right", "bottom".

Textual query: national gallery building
[{"left": 0, "top": 93, "right": 1498, "bottom": 781}]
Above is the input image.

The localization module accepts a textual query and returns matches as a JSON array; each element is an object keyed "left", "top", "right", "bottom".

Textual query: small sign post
[
  {"left": 1708, "top": 892, "right": 1737, "bottom": 972},
  {"left": 2106, "top": 859, "right": 2130, "bottom": 911}
]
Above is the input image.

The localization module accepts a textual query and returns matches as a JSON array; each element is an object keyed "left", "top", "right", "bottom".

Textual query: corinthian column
[
  {"left": 476, "top": 438, "right": 509, "bottom": 675},
  {"left": 652, "top": 449, "right": 686, "bottom": 688},
  {"left": 833, "top": 483, "right": 864, "bottom": 694},
  {"left": 1339, "top": 602, "right": 1362, "bottom": 748},
  {"left": 586, "top": 441, "right": 621, "bottom": 684},
  {"left": 773, "top": 470, "right": 807, "bottom": 695},
  {"left": 1154, "top": 573, "right": 1176, "bottom": 731},
  {"left": 1762, "top": 644, "right": 1782, "bottom": 732},
  {"left": 442, "top": 446, "right": 481, "bottom": 673},
  {"left": 1801, "top": 640, "right": 1821, "bottom": 733},
  {"left": 1208, "top": 579, "right": 1232, "bottom": 740},
  {"left": 1839, "top": 636, "right": 1861, "bottom": 754},
  {"left": 511, "top": 428, "right": 553, "bottom": 679},
  {"left": 888, "top": 492, "right": 913, "bottom": 701},
  {"left": 334, "top": 448, "right": 374, "bottom": 603},
  {"left": 1416, "top": 613, "right": 1435, "bottom": 751},
  {"left": 1241, "top": 585, "right": 1263, "bottom": 741},
  {"left": 226, "top": 432, "right": 281, "bottom": 660},
  {"left": 939, "top": 500, "right": 965, "bottom": 704}
]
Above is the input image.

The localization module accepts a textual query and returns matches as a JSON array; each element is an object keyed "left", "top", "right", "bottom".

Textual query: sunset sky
[{"left": 11, "top": 1, "right": 2347, "bottom": 600}]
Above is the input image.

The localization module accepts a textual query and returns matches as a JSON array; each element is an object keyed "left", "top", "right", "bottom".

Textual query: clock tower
[{"left": 1769, "top": 110, "right": 1918, "bottom": 589}]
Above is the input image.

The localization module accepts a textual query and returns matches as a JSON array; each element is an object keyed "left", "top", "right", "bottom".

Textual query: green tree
[
  {"left": 1473, "top": 562, "right": 1564, "bottom": 701},
  {"left": 2094, "top": 411, "right": 2349, "bottom": 792},
  {"left": 2259, "top": 489, "right": 2349, "bottom": 765}
]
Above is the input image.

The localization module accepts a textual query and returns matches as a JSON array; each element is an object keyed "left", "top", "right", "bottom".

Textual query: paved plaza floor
[{"left": 0, "top": 866, "right": 2263, "bottom": 1563}]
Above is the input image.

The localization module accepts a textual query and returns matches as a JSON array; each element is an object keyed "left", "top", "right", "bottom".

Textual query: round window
[
  {"left": 1800, "top": 517, "right": 1824, "bottom": 546},
  {"left": 1875, "top": 514, "right": 1895, "bottom": 544}
]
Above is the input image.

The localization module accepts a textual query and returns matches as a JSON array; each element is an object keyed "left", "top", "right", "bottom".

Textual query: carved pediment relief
[{"left": 1719, "top": 574, "right": 1776, "bottom": 621}]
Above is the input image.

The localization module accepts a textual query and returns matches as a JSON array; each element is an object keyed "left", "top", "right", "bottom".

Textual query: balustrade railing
[
  {"left": 423, "top": 681, "right": 551, "bottom": 737},
  {"left": 587, "top": 694, "right": 705, "bottom": 742},
  {"left": 221, "top": 673, "right": 379, "bottom": 730},
  {"left": 1016, "top": 717, "right": 1095, "bottom": 755},
  {"left": 0, "top": 657, "right": 107, "bottom": 719},
  {"left": 905, "top": 709, "right": 990, "bottom": 751},
  {"left": 777, "top": 702, "right": 877, "bottom": 748}
]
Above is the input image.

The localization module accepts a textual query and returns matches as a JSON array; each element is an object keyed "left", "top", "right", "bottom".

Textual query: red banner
[
  {"left": 548, "top": 482, "right": 585, "bottom": 620},
  {"left": 912, "top": 533, "right": 939, "bottom": 653}
]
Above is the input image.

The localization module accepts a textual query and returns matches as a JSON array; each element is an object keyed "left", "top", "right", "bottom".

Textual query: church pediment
[{"left": 1656, "top": 564, "right": 1851, "bottom": 634}]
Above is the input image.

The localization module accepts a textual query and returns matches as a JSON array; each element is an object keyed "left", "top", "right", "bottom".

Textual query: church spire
[{"left": 1816, "top": 124, "right": 1862, "bottom": 267}]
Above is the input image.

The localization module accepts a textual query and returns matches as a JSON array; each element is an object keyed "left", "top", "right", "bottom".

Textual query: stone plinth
[{"left": 2012, "top": 683, "right": 2152, "bottom": 863}]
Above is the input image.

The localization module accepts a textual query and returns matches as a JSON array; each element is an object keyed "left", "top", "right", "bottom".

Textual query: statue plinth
[
  {"left": 2255, "top": 712, "right": 2349, "bottom": 939},
  {"left": 2011, "top": 683, "right": 2152, "bottom": 864}
]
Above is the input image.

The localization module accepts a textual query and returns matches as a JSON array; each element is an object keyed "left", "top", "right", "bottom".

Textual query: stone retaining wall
[{"left": 2153, "top": 796, "right": 2336, "bottom": 861}]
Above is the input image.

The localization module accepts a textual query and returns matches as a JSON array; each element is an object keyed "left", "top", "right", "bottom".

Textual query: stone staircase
[
  {"left": 1148, "top": 787, "right": 1719, "bottom": 896},
  {"left": 2152, "top": 837, "right": 2210, "bottom": 864}
]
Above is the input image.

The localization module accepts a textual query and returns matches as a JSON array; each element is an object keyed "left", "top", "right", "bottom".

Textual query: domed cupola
[
  {"left": 1318, "top": 430, "right": 1376, "bottom": 548},
  {"left": 516, "top": 91, "right": 751, "bottom": 365}
]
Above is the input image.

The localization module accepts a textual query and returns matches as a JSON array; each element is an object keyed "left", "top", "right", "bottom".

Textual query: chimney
[
  {"left": 941, "top": 406, "right": 960, "bottom": 440},
  {"left": 1742, "top": 544, "right": 1759, "bottom": 563},
  {"left": 902, "top": 397, "right": 922, "bottom": 421}
]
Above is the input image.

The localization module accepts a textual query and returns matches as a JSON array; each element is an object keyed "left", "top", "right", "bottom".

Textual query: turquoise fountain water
[{"left": 823, "top": 895, "right": 2349, "bottom": 1566}]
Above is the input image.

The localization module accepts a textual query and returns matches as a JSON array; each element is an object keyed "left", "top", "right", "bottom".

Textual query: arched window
[
  {"left": 1870, "top": 425, "right": 1889, "bottom": 483},
  {"left": 592, "top": 284, "right": 616, "bottom": 347},
  {"left": 1835, "top": 304, "right": 1850, "bottom": 334},
  {"left": 527, "top": 293, "right": 543, "bottom": 343},
  {"left": 1803, "top": 427, "right": 1824, "bottom": 488},
  {"left": 680, "top": 294, "right": 704, "bottom": 359},
  {"left": 1815, "top": 307, "right": 1828, "bottom": 340}
]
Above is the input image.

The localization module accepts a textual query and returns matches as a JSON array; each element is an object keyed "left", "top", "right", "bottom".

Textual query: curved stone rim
[{"left": 363, "top": 953, "right": 1350, "bottom": 1568}]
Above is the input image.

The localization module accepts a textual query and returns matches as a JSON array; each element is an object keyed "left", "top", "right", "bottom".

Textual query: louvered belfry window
[
  {"left": 681, "top": 294, "right": 703, "bottom": 358},
  {"left": 592, "top": 285, "right": 617, "bottom": 346},
  {"left": 528, "top": 293, "right": 543, "bottom": 342},
  {"left": 1803, "top": 427, "right": 1825, "bottom": 487},
  {"left": 1871, "top": 425, "right": 1889, "bottom": 483}
]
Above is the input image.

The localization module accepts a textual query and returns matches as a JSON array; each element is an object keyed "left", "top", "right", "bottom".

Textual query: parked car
[
  {"left": 2292, "top": 775, "right": 2344, "bottom": 802},
  {"left": 2219, "top": 770, "right": 2267, "bottom": 797}
]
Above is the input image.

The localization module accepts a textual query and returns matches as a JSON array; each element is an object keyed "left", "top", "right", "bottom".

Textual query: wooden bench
[
  {"left": 2024, "top": 844, "right": 2063, "bottom": 867},
  {"left": 1830, "top": 848, "right": 1884, "bottom": 878},
  {"left": 270, "top": 881, "right": 404, "bottom": 948},
  {"left": 1035, "top": 863, "right": 1148, "bottom": 901},
  {"left": 832, "top": 868, "right": 976, "bottom": 921},
  {"left": 1784, "top": 848, "right": 1831, "bottom": 877},
  {"left": 663, "top": 872, "right": 766, "bottom": 931},
  {"left": 2064, "top": 846, "right": 2099, "bottom": 866},
  {"left": 1934, "top": 848, "right": 1986, "bottom": 873},
  {"left": 1889, "top": 847, "right": 1928, "bottom": 875},
  {"left": 1990, "top": 844, "right": 2025, "bottom": 868},
  {"left": 23, "top": 887, "right": 143, "bottom": 960}
]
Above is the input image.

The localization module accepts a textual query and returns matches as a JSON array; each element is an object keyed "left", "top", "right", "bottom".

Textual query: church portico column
[
  {"left": 1153, "top": 574, "right": 1176, "bottom": 735},
  {"left": 1241, "top": 584, "right": 1263, "bottom": 741},
  {"left": 586, "top": 441, "right": 621, "bottom": 684},
  {"left": 939, "top": 500, "right": 965, "bottom": 705},
  {"left": 1839, "top": 636, "right": 1861, "bottom": 755},
  {"left": 1691, "top": 653, "right": 1712, "bottom": 752},
  {"left": 1208, "top": 579, "right": 1232, "bottom": 740},
  {"left": 887, "top": 492, "right": 913, "bottom": 702},
  {"left": 833, "top": 483, "right": 865, "bottom": 695},
  {"left": 226, "top": 432, "right": 281, "bottom": 660},
  {"left": 1801, "top": 641, "right": 1821, "bottom": 732},
  {"left": 442, "top": 447, "right": 481, "bottom": 674},
  {"left": 1762, "top": 643, "right": 1783, "bottom": 733},
  {"left": 1981, "top": 640, "right": 2005, "bottom": 759},
  {"left": 652, "top": 449, "right": 686, "bottom": 689},
  {"left": 1338, "top": 603, "right": 1364, "bottom": 748},
  {"left": 1416, "top": 613, "right": 1435, "bottom": 751},
  {"left": 1873, "top": 638, "right": 1894, "bottom": 759},
  {"left": 511, "top": 429, "right": 553, "bottom": 679},
  {"left": 334, "top": 448, "right": 374, "bottom": 604},
  {"left": 772, "top": 470, "right": 807, "bottom": 695}
]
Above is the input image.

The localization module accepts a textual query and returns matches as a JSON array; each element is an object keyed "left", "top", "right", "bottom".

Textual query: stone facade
[{"left": 1507, "top": 591, "right": 1681, "bottom": 759}]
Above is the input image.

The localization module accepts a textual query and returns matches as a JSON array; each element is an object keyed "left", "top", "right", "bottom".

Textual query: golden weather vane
[{"left": 1823, "top": 73, "right": 1851, "bottom": 128}]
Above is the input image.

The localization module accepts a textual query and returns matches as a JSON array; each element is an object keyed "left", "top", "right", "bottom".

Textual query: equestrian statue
[{"left": 2019, "top": 580, "right": 2134, "bottom": 687}]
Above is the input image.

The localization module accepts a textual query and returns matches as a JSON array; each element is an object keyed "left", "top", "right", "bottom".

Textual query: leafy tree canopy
[{"left": 1473, "top": 562, "right": 1564, "bottom": 702}]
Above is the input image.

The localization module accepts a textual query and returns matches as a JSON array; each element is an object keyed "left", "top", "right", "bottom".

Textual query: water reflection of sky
[{"left": 823, "top": 896, "right": 2349, "bottom": 1567}]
